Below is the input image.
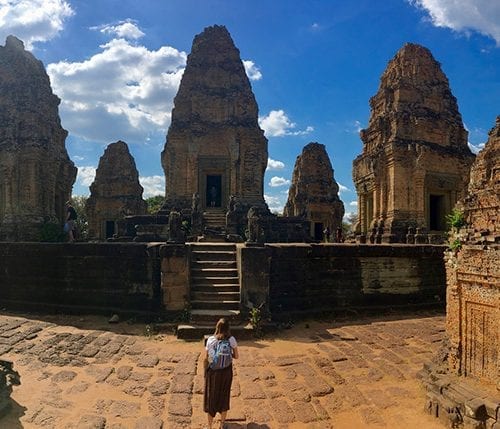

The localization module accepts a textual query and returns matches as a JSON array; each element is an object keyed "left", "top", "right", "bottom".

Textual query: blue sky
[{"left": 1, "top": 0, "right": 499, "bottom": 217}]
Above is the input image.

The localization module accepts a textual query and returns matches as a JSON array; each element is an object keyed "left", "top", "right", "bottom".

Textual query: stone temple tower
[
  {"left": 353, "top": 43, "right": 475, "bottom": 243},
  {"left": 86, "top": 141, "right": 147, "bottom": 240},
  {"left": 161, "top": 25, "right": 268, "bottom": 215},
  {"left": 284, "top": 142, "right": 345, "bottom": 241},
  {"left": 0, "top": 36, "right": 76, "bottom": 241}
]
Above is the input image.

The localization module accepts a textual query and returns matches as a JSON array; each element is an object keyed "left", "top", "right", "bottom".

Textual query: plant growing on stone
[
  {"left": 446, "top": 208, "right": 466, "bottom": 253},
  {"left": 249, "top": 302, "right": 266, "bottom": 338},
  {"left": 181, "top": 220, "right": 191, "bottom": 236},
  {"left": 446, "top": 208, "right": 466, "bottom": 232}
]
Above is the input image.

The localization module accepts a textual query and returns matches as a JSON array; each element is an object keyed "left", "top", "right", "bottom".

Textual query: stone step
[
  {"left": 191, "top": 284, "right": 240, "bottom": 292},
  {"left": 191, "top": 251, "right": 236, "bottom": 261},
  {"left": 177, "top": 323, "right": 253, "bottom": 340},
  {"left": 191, "top": 300, "right": 240, "bottom": 310},
  {"left": 191, "top": 260, "right": 237, "bottom": 269},
  {"left": 189, "top": 309, "right": 241, "bottom": 324},
  {"left": 191, "top": 243, "right": 236, "bottom": 252},
  {"left": 191, "top": 276, "right": 239, "bottom": 285},
  {"left": 191, "top": 268, "right": 238, "bottom": 277},
  {"left": 192, "top": 291, "right": 240, "bottom": 301}
]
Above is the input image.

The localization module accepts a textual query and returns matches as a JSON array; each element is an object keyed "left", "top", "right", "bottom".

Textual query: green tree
[
  {"left": 146, "top": 195, "right": 165, "bottom": 214},
  {"left": 71, "top": 195, "right": 89, "bottom": 240}
]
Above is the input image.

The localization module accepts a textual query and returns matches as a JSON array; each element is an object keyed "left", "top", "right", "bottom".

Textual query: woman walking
[{"left": 204, "top": 318, "right": 239, "bottom": 429}]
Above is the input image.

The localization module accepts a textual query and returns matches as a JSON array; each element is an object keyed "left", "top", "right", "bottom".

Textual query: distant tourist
[
  {"left": 323, "top": 226, "right": 330, "bottom": 242},
  {"left": 204, "top": 318, "right": 239, "bottom": 429},
  {"left": 64, "top": 201, "right": 77, "bottom": 243},
  {"left": 336, "top": 226, "right": 344, "bottom": 243}
]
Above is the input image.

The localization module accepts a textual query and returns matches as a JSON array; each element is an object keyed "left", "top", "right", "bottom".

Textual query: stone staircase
[
  {"left": 203, "top": 208, "right": 226, "bottom": 230},
  {"left": 177, "top": 243, "right": 252, "bottom": 339}
]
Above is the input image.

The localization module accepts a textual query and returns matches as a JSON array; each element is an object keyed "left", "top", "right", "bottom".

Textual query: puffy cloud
[
  {"left": 47, "top": 37, "right": 186, "bottom": 144},
  {"left": 259, "top": 110, "right": 314, "bottom": 137},
  {"left": 264, "top": 194, "right": 285, "bottom": 214},
  {"left": 139, "top": 175, "right": 165, "bottom": 198},
  {"left": 349, "top": 200, "right": 358, "bottom": 207},
  {"left": 266, "top": 157, "right": 285, "bottom": 170},
  {"left": 243, "top": 60, "right": 262, "bottom": 81},
  {"left": 0, "top": 0, "right": 74, "bottom": 49},
  {"left": 409, "top": 0, "right": 500, "bottom": 45},
  {"left": 468, "top": 142, "right": 485, "bottom": 154},
  {"left": 91, "top": 20, "right": 145, "bottom": 40},
  {"left": 76, "top": 166, "right": 96, "bottom": 187},
  {"left": 269, "top": 176, "right": 291, "bottom": 187}
]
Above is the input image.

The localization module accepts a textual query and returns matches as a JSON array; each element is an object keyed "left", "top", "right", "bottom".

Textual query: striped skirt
[{"left": 204, "top": 364, "right": 233, "bottom": 416}]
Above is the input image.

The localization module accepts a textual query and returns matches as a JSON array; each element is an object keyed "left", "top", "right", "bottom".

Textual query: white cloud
[
  {"left": 269, "top": 176, "right": 291, "bottom": 187},
  {"left": 264, "top": 194, "right": 285, "bottom": 214},
  {"left": 338, "top": 183, "right": 350, "bottom": 195},
  {"left": 266, "top": 157, "right": 285, "bottom": 170},
  {"left": 0, "top": 0, "right": 74, "bottom": 49},
  {"left": 76, "top": 166, "right": 96, "bottom": 187},
  {"left": 468, "top": 142, "right": 485, "bottom": 154},
  {"left": 349, "top": 200, "right": 358, "bottom": 207},
  {"left": 259, "top": 110, "right": 314, "bottom": 137},
  {"left": 47, "top": 37, "right": 186, "bottom": 144},
  {"left": 139, "top": 175, "right": 165, "bottom": 198},
  {"left": 93, "top": 20, "right": 145, "bottom": 40},
  {"left": 409, "top": 0, "right": 500, "bottom": 45},
  {"left": 243, "top": 60, "right": 262, "bottom": 81}
]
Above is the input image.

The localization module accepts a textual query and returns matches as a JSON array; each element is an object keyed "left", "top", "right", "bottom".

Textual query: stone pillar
[
  {"left": 238, "top": 244, "right": 270, "bottom": 318},
  {"left": 160, "top": 244, "right": 189, "bottom": 311}
]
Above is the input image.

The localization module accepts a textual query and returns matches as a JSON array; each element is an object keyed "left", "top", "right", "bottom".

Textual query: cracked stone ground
[{"left": 0, "top": 310, "right": 446, "bottom": 428}]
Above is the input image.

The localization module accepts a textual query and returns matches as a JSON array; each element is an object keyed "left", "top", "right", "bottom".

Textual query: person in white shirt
[{"left": 203, "top": 318, "right": 239, "bottom": 429}]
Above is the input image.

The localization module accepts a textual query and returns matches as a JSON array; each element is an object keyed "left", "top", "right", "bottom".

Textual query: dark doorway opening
[
  {"left": 429, "top": 194, "right": 445, "bottom": 231},
  {"left": 314, "top": 222, "right": 324, "bottom": 241},
  {"left": 105, "top": 220, "right": 115, "bottom": 239},
  {"left": 206, "top": 175, "right": 222, "bottom": 208}
]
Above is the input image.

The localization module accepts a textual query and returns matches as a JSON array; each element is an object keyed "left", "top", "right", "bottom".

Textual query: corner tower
[{"left": 353, "top": 43, "right": 475, "bottom": 243}]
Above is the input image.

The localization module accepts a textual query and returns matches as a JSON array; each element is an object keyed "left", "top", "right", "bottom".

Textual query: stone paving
[{"left": 0, "top": 311, "right": 447, "bottom": 428}]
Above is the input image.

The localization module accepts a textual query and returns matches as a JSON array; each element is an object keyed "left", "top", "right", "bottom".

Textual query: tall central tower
[{"left": 161, "top": 25, "right": 268, "bottom": 212}]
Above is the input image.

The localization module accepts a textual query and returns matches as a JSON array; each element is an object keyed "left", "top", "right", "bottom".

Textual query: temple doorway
[
  {"left": 105, "top": 220, "right": 116, "bottom": 239},
  {"left": 206, "top": 175, "right": 222, "bottom": 208},
  {"left": 429, "top": 194, "right": 445, "bottom": 231},
  {"left": 314, "top": 222, "right": 324, "bottom": 241}
]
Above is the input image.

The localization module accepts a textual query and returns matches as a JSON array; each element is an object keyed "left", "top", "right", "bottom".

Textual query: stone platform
[{"left": 0, "top": 310, "right": 449, "bottom": 428}]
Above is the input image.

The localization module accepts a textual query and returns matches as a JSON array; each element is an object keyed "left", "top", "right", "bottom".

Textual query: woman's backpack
[{"left": 210, "top": 339, "right": 232, "bottom": 370}]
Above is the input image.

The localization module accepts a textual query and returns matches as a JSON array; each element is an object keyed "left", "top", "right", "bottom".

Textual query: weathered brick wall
[
  {"left": 267, "top": 244, "right": 446, "bottom": 314},
  {"left": 0, "top": 243, "right": 161, "bottom": 314}
]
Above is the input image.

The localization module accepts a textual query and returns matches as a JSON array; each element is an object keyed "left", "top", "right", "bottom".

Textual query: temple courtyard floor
[{"left": 0, "top": 309, "right": 447, "bottom": 428}]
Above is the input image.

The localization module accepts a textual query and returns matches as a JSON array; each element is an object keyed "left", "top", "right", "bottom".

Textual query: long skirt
[{"left": 204, "top": 364, "right": 233, "bottom": 416}]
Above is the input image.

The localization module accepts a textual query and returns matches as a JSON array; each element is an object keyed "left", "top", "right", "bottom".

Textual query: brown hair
[{"left": 214, "top": 318, "right": 231, "bottom": 340}]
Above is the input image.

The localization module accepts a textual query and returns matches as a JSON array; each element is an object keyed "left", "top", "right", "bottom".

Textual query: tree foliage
[
  {"left": 71, "top": 195, "right": 89, "bottom": 240},
  {"left": 146, "top": 195, "right": 165, "bottom": 214}
]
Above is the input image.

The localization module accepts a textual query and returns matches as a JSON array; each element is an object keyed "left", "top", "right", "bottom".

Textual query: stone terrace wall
[
  {"left": 266, "top": 244, "right": 446, "bottom": 315},
  {"left": 0, "top": 243, "right": 161, "bottom": 314}
]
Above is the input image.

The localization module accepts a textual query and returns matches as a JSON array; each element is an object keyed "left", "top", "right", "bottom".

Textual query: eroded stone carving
[
  {"left": 0, "top": 36, "right": 76, "bottom": 241},
  {"left": 353, "top": 43, "right": 475, "bottom": 243},
  {"left": 168, "top": 209, "right": 184, "bottom": 243},
  {"left": 446, "top": 116, "right": 499, "bottom": 384},
  {"left": 86, "top": 141, "right": 147, "bottom": 240},
  {"left": 420, "top": 116, "right": 499, "bottom": 429},
  {"left": 284, "top": 142, "right": 344, "bottom": 241}
]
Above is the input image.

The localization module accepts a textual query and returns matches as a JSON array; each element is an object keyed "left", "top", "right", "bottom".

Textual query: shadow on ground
[{"left": 0, "top": 399, "right": 26, "bottom": 429}]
